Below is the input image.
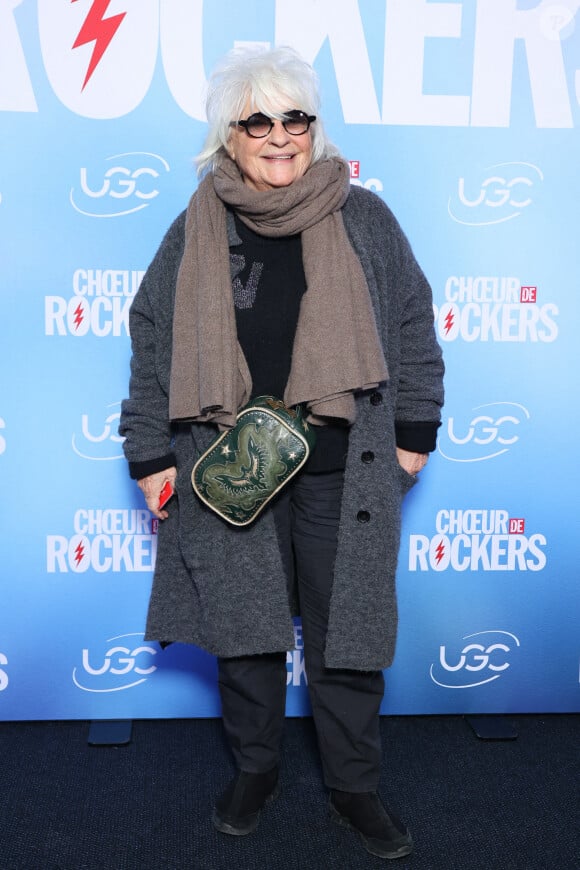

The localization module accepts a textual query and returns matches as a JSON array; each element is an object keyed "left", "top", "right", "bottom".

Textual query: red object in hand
[{"left": 158, "top": 480, "right": 174, "bottom": 509}]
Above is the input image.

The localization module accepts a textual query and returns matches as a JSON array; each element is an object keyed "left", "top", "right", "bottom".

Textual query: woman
[{"left": 120, "top": 46, "right": 443, "bottom": 861}]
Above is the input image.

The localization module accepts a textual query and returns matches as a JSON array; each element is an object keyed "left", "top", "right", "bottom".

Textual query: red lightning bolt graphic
[
  {"left": 74, "top": 541, "right": 86, "bottom": 566},
  {"left": 73, "top": 302, "right": 85, "bottom": 330},
  {"left": 435, "top": 540, "right": 445, "bottom": 565},
  {"left": 72, "top": 0, "right": 127, "bottom": 91},
  {"left": 443, "top": 308, "right": 455, "bottom": 335}
]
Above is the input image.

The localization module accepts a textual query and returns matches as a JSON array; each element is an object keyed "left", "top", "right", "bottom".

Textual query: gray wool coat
[{"left": 120, "top": 185, "right": 444, "bottom": 670}]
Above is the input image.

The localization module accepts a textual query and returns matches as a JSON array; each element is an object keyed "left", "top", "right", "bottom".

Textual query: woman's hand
[
  {"left": 137, "top": 467, "right": 177, "bottom": 520},
  {"left": 396, "top": 448, "right": 429, "bottom": 476}
]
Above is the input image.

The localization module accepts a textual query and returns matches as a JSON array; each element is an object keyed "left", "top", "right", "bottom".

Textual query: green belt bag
[{"left": 192, "top": 396, "right": 317, "bottom": 527}]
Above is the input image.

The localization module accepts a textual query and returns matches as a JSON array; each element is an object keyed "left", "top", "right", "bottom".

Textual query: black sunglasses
[{"left": 231, "top": 110, "right": 316, "bottom": 138}]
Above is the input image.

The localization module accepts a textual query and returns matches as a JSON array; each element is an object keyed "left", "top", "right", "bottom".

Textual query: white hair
[{"left": 196, "top": 46, "right": 340, "bottom": 176}]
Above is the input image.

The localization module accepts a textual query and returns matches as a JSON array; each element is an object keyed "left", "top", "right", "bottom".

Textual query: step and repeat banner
[{"left": 1, "top": 1, "right": 579, "bottom": 720}]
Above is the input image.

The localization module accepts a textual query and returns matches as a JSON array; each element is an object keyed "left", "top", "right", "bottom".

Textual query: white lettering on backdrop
[{"left": 1, "top": 0, "right": 578, "bottom": 125}]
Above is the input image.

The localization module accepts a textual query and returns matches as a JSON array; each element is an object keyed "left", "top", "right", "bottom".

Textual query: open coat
[{"left": 119, "top": 185, "right": 444, "bottom": 670}]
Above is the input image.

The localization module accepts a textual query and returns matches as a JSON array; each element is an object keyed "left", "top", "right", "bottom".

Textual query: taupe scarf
[{"left": 169, "top": 155, "right": 388, "bottom": 427}]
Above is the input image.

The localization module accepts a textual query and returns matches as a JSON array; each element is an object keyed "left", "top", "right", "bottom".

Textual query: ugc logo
[
  {"left": 0, "top": 653, "right": 8, "bottom": 692},
  {"left": 437, "top": 401, "right": 530, "bottom": 463},
  {"left": 72, "top": 402, "right": 124, "bottom": 461},
  {"left": 70, "top": 151, "right": 170, "bottom": 217},
  {"left": 448, "top": 162, "right": 543, "bottom": 226},
  {"left": 430, "top": 630, "right": 520, "bottom": 689},
  {"left": 72, "top": 633, "right": 158, "bottom": 693}
]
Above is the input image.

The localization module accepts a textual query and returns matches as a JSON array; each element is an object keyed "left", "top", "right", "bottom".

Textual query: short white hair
[{"left": 196, "top": 45, "right": 340, "bottom": 175}]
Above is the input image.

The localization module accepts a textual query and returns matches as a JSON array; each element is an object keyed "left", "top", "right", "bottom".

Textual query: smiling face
[{"left": 228, "top": 100, "right": 313, "bottom": 192}]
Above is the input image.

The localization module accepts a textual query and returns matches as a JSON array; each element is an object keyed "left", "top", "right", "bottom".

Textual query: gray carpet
[{"left": 0, "top": 715, "right": 578, "bottom": 869}]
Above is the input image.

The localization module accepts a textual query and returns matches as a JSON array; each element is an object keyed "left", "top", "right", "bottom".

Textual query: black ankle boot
[
  {"left": 212, "top": 768, "right": 279, "bottom": 836},
  {"left": 329, "top": 790, "right": 413, "bottom": 859}
]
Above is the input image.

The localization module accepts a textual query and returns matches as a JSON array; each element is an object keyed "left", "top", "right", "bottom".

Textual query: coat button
[
  {"left": 370, "top": 392, "right": 383, "bottom": 406},
  {"left": 357, "top": 510, "right": 371, "bottom": 523},
  {"left": 361, "top": 451, "right": 375, "bottom": 463}
]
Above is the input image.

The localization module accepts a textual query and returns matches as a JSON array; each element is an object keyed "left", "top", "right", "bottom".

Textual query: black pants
[{"left": 217, "top": 470, "right": 385, "bottom": 792}]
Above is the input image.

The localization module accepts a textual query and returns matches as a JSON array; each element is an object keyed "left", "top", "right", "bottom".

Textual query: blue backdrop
[{"left": 1, "top": 0, "right": 579, "bottom": 720}]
